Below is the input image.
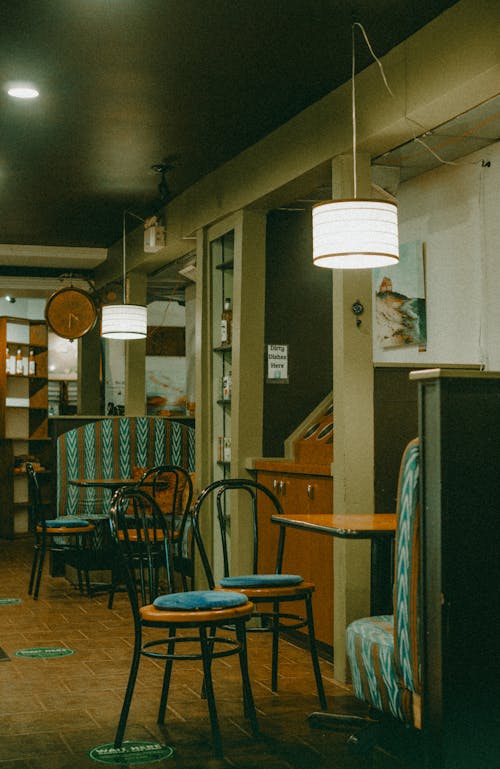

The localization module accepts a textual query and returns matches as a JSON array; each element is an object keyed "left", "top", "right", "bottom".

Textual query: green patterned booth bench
[
  {"left": 57, "top": 417, "right": 195, "bottom": 518},
  {"left": 345, "top": 438, "right": 421, "bottom": 745},
  {"left": 310, "top": 438, "right": 421, "bottom": 753}
]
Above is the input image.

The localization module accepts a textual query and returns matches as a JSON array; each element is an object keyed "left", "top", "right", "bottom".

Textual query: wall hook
[{"left": 351, "top": 300, "right": 364, "bottom": 327}]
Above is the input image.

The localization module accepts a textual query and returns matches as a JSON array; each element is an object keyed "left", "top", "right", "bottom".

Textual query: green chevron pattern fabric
[
  {"left": 347, "top": 615, "right": 406, "bottom": 721},
  {"left": 57, "top": 417, "right": 195, "bottom": 517},
  {"left": 393, "top": 439, "right": 420, "bottom": 696},
  {"left": 346, "top": 438, "right": 420, "bottom": 726}
]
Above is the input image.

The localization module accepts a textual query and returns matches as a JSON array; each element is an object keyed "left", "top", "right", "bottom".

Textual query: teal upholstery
[
  {"left": 56, "top": 417, "right": 195, "bottom": 518},
  {"left": 346, "top": 438, "right": 421, "bottom": 726},
  {"left": 45, "top": 517, "right": 91, "bottom": 528},
  {"left": 220, "top": 574, "right": 304, "bottom": 588},
  {"left": 153, "top": 590, "right": 248, "bottom": 611}
]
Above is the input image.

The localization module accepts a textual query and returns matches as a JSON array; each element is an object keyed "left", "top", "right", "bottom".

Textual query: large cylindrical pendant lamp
[
  {"left": 101, "top": 209, "right": 148, "bottom": 340},
  {"left": 312, "top": 198, "right": 399, "bottom": 269},
  {"left": 101, "top": 303, "right": 147, "bottom": 339}
]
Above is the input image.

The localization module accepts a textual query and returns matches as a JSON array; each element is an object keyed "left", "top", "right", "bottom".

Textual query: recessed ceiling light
[{"left": 7, "top": 84, "right": 39, "bottom": 99}]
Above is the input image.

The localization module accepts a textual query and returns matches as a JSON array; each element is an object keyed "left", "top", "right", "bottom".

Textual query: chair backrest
[
  {"left": 393, "top": 437, "right": 421, "bottom": 697},
  {"left": 57, "top": 417, "right": 195, "bottom": 517},
  {"left": 136, "top": 464, "right": 194, "bottom": 541},
  {"left": 191, "top": 478, "right": 285, "bottom": 589},
  {"left": 109, "top": 486, "right": 173, "bottom": 607}
]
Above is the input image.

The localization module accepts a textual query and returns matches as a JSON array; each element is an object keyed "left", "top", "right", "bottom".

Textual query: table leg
[{"left": 370, "top": 537, "right": 394, "bottom": 615}]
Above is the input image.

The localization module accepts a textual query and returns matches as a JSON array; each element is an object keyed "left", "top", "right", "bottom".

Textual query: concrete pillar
[
  {"left": 78, "top": 321, "right": 102, "bottom": 414},
  {"left": 332, "top": 153, "right": 373, "bottom": 681}
]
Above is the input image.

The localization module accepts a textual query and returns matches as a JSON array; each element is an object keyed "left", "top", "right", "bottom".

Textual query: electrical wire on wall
[
  {"left": 477, "top": 158, "right": 492, "bottom": 371},
  {"left": 356, "top": 19, "right": 489, "bottom": 172}
]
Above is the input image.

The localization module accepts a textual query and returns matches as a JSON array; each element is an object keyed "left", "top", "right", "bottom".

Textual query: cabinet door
[
  {"left": 256, "top": 471, "right": 333, "bottom": 648},
  {"left": 255, "top": 473, "right": 282, "bottom": 573}
]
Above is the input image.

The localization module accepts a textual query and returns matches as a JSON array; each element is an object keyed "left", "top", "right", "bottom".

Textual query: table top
[
  {"left": 69, "top": 478, "right": 139, "bottom": 489},
  {"left": 270, "top": 512, "right": 397, "bottom": 538}
]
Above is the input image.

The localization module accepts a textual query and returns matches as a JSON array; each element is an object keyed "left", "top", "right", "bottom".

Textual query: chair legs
[
  {"left": 266, "top": 594, "right": 327, "bottom": 710},
  {"left": 28, "top": 540, "right": 47, "bottom": 600},
  {"left": 304, "top": 593, "right": 327, "bottom": 710},
  {"left": 116, "top": 619, "right": 258, "bottom": 758},
  {"left": 114, "top": 623, "right": 143, "bottom": 748},
  {"left": 28, "top": 544, "right": 41, "bottom": 597},
  {"left": 271, "top": 599, "right": 280, "bottom": 692},
  {"left": 234, "top": 620, "right": 259, "bottom": 731},
  {"left": 157, "top": 627, "right": 177, "bottom": 724},
  {"left": 29, "top": 534, "right": 94, "bottom": 600},
  {"left": 199, "top": 624, "right": 223, "bottom": 757}
]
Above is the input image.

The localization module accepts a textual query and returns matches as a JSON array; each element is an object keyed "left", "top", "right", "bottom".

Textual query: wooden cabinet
[
  {"left": 255, "top": 461, "right": 334, "bottom": 650},
  {"left": 0, "top": 317, "right": 51, "bottom": 538},
  {"left": 413, "top": 369, "right": 500, "bottom": 769}
]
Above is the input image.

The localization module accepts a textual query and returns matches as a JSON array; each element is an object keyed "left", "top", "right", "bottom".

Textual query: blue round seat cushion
[
  {"left": 220, "top": 574, "right": 303, "bottom": 588},
  {"left": 45, "top": 517, "right": 90, "bottom": 528},
  {"left": 153, "top": 590, "right": 249, "bottom": 611}
]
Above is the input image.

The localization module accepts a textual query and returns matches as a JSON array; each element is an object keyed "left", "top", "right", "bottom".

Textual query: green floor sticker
[
  {"left": 15, "top": 647, "right": 75, "bottom": 659},
  {"left": 89, "top": 741, "right": 174, "bottom": 765},
  {"left": 0, "top": 598, "right": 22, "bottom": 605}
]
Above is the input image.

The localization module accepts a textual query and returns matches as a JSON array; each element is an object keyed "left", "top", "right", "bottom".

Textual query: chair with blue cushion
[
  {"left": 191, "top": 478, "right": 327, "bottom": 710},
  {"left": 107, "top": 464, "right": 194, "bottom": 608},
  {"left": 109, "top": 485, "right": 258, "bottom": 758},
  {"left": 310, "top": 438, "right": 421, "bottom": 752},
  {"left": 26, "top": 463, "right": 95, "bottom": 600}
]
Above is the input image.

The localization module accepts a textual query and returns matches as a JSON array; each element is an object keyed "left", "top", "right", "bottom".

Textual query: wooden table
[
  {"left": 272, "top": 511, "right": 397, "bottom": 732},
  {"left": 69, "top": 477, "right": 139, "bottom": 490},
  {"left": 271, "top": 512, "right": 397, "bottom": 615}
]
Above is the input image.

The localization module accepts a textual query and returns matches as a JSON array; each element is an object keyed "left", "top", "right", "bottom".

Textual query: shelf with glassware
[
  {"left": 0, "top": 317, "right": 51, "bottom": 538},
  {"left": 211, "top": 234, "right": 233, "bottom": 480}
]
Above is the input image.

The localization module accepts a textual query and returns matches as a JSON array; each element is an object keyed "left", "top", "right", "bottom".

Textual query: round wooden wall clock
[{"left": 45, "top": 286, "right": 98, "bottom": 340}]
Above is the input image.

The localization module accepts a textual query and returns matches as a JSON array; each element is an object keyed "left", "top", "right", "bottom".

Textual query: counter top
[{"left": 249, "top": 458, "right": 333, "bottom": 476}]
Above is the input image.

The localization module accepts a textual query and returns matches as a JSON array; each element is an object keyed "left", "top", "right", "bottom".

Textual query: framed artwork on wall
[{"left": 373, "top": 240, "right": 427, "bottom": 349}]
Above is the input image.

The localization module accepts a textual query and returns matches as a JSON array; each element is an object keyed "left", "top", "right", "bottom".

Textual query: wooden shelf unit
[
  {"left": 211, "top": 233, "right": 233, "bottom": 482},
  {"left": 0, "top": 317, "right": 51, "bottom": 538}
]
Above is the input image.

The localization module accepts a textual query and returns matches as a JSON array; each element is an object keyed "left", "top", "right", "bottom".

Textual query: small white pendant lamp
[
  {"left": 312, "top": 23, "right": 399, "bottom": 270},
  {"left": 101, "top": 211, "right": 148, "bottom": 339}
]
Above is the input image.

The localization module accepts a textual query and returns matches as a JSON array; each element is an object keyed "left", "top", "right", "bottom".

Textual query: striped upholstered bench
[
  {"left": 346, "top": 438, "right": 421, "bottom": 730},
  {"left": 56, "top": 417, "right": 195, "bottom": 519}
]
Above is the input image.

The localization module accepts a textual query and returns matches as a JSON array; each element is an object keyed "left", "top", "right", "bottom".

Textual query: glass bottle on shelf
[
  {"left": 220, "top": 297, "right": 232, "bottom": 347},
  {"left": 6, "top": 347, "right": 10, "bottom": 374},
  {"left": 222, "top": 370, "right": 232, "bottom": 401},
  {"left": 28, "top": 349, "right": 36, "bottom": 375},
  {"left": 15, "top": 348, "right": 23, "bottom": 375}
]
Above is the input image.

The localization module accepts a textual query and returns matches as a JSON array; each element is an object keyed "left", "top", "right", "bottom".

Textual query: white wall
[
  {"left": 0, "top": 297, "right": 45, "bottom": 319},
  {"left": 373, "top": 140, "right": 500, "bottom": 368}
]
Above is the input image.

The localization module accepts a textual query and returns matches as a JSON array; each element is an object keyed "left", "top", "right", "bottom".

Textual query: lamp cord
[
  {"left": 121, "top": 209, "right": 145, "bottom": 305},
  {"left": 351, "top": 24, "right": 357, "bottom": 199},
  {"left": 351, "top": 22, "right": 397, "bottom": 200},
  {"left": 122, "top": 210, "right": 127, "bottom": 304}
]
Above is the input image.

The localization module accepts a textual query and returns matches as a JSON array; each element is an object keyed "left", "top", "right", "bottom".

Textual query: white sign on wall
[{"left": 267, "top": 344, "right": 289, "bottom": 383}]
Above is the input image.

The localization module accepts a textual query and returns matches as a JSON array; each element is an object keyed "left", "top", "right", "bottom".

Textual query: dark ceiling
[{"left": 0, "top": 0, "right": 460, "bottom": 250}]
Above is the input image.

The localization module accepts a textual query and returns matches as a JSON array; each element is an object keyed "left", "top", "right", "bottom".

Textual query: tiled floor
[{"left": 0, "top": 538, "right": 421, "bottom": 769}]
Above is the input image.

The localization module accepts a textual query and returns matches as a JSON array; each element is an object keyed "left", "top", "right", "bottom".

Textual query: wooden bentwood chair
[
  {"left": 107, "top": 464, "right": 194, "bottom": 608},
  {"left": 109, "top": 485, "right": 258, "bottom": 758},
  {"left": 191, "top": 478, "right": 327, "bottom": 710},
  {"left": 137, "top": 464, "right": 195, "bottom": 590},
  {"left": 26, "top": 463, "right": 95, "bottom": 599}
]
